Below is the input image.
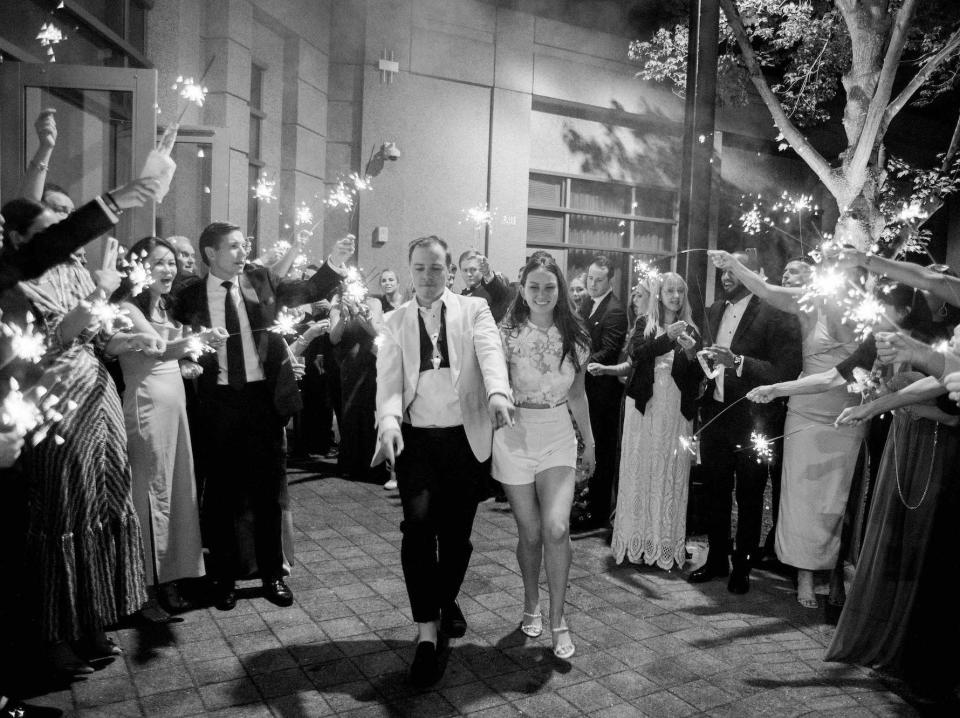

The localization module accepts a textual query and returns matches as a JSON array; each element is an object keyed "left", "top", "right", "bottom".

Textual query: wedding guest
[
  {"left": 109, "top": 237, "right": 225, "bottom": 616},
  {"left": 494, "top": 253, "right": 593, "bottom": 659},
  {"left": 710, "top": 249, "right": 859, "bottom": 606},
  {"left": 459, "top": 250, "right": 511, "bottom": 323},
  {"left": 378, "top": 269, "right": 404, "bottom": 312},
  {"left": 330, "top": 289, "right": 386, "bottom": 482},
  {"left": 375, "top": 235, "right": 514, "bottom": 686},
  {"left": 173, "top": 224, "right": 352, "bottom": 611},
  {"left": 589, "top": 273, "right": 700, "bottom": 570},
  {"left": 3, "top": 180, "right": 160, "bottom": 675},
  {"left": 577, "top": 256, "right": 627, "bottom": 532},
  {"left": 568, "top": 273, "right": 588, "bottom": 312},
  {"left": 688, "top": 251, "right": 801, "bottom": 594}
]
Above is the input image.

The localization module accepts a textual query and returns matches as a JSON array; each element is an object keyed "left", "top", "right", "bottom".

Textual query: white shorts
[{"left": 492, "top": 404, "right": 578, "bottom": 485}]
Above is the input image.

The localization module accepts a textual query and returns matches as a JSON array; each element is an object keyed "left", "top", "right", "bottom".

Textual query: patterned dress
[
  {"left": 20, "top": 261, "right": 146, "bottom": 641},
  {"left": 611, "top": 344, "right": 691, "bottom": 569}
]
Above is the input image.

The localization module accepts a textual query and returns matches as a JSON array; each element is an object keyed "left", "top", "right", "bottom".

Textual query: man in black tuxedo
[
  {"left": 688, "top": 252, "right": 802, "bottom": 594},
  {"left": 577, "top": 256, "right": 627, "bottom": 532},
  {"left": 174, "top": 222, "right": 352, "bottom": 610}
]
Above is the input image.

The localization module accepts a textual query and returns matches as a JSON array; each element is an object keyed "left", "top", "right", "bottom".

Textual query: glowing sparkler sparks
[
  {"left": 325, "top": 180, "right": 355, "bottom": 212},
  {"left": 896, "top": 201, "right": 928, "bottom": 224},
  {"left": 269, "top": 307, "right": 303, "bottom": 336},
  {"left": 37, "top": 22, "right": 65, "bottom": 62},
  {"left": 1, "top": 319, "right": 46, "bottom": 364},
  {"left": 678, "top": 435, "right": 698, "bottom": 456},
  {"left": 633, "top": 258, "right": 661, "bottom": 285},
  {"left": 292, "top": 254, "right": 308, "bottom": 272},
  {"left": 123, "top": 255, "right": 154, "bottom": 297},
  {"left": 294, "top": 202, "right": 314, "bottom": 226},
  {"left": 171, "top": 76, "right": 208, "bottom": 107},
  {"left": 252, "top": 173, "right": 277, "bottom": 203},
  {"left": 349, "top": 173, "right": 373, "bottom": 192},
  {"left": 343, "top": 266, "right": 369, "bottom": 305},
  {"left": 844, "top": 294, "right": 885, "bottom": 340},
  {"left": 83, "top": 300, "right": 132, "bottom": 335},
  {"left": 740, "top": 204, "right": 763, "bottom": 235},
  {"left": 184, "top": 335, "right": 215, "bottom": 360},
  {"left": 799, "top": 265, "right": 847, "bottom": 312},
  {"left": 750, "top": 431, "right": 773, "bottom": 464},
  {"left": 1, "top": 381, "right": 43, "bottom": 436},
  {"left": 463, "top": 202, "right": 494, "bottom": 229}
]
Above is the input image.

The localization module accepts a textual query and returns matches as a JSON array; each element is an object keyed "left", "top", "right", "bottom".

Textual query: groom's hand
[
  {"left": 488, "top": 393, "right": 516, "bottom": 430},
  {"left": 380, "top": 427, "right": 404, "bottom": 466}
]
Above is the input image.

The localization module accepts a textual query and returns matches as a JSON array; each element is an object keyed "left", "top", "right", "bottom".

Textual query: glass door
[{"left": 1, "top": 63, "right": 157, "bottom": 266}]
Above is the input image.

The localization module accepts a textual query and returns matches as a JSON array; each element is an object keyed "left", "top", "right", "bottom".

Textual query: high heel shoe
[
  {"left": 76, "top": 632, "right": 122, "bottom": 661},
  {"left": 520, "top": 611, "right": 542, "bottom": 637},
  {"left": 550, "top": 623, "right": 575, "bottom": 660}
]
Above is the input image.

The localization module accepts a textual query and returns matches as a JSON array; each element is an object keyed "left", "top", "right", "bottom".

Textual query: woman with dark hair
[
  {"left": 589, "top": 272, "right": 700, "bottom": 570},
  {"left": 492, "top": 252, "right": 594, "bottom": 659},
  {"left": 2, "top": 184, "right": 159, "bottom": 676},
  {"left": 108, "top": 237, "right": 226, "bottom": 617}
]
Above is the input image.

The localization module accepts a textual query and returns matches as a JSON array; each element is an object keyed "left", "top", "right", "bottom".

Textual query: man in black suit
[
  {"left": 577, "top": 255, "right": 628, "bottom": 532},
  {"left": 173, "top": 222, "right": 352, "bottom": 610},
  {"left": 688, "top": 251, "right": 802, "bottom": 594},
  {"left": 459, "top": 249, "right": 511, "bottom": 323}
]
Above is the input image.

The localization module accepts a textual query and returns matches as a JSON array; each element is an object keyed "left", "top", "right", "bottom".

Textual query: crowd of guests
[{"left": 0, "top": 108, "right": 958, "bottom": 715}]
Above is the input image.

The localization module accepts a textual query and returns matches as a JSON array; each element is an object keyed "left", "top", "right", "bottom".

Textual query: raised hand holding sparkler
[{"left": 328, "top": 234, "right": 356, "bottom": 269}]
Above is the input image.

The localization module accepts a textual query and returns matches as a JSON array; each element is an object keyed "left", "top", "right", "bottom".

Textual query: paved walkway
[{"left": 37, "top": 466, "right": 919, "bottom": 717}]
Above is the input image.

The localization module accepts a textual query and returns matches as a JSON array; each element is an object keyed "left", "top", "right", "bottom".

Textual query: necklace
[{"left": 893, "top": 418, "right": 938, "bottom": 510}]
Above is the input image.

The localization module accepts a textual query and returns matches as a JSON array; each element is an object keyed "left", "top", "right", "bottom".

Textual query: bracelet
[
  {"left": 103, "top": 191, "right": 123, "bottom": 216},
  {"left": 29, "top": 159, "right": 48, "bottom": 171}
]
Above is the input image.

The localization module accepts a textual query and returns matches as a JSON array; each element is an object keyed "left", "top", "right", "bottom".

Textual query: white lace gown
[{"left": 611, "top": 349, "right": 691, "bottom": 570}]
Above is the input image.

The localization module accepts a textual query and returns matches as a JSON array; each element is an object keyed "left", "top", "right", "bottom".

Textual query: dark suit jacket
[
  {"left": 698, "top": 294, "right": 802, "bottom": 429},
  {"left": 581, "top": 292, "right": 628, "bottom": 404},
  {"left": 462, "top": 273, "right": 511, "bottom": 323},
  {"left": 0, "top": 198, "right": 115, "bottom": 293},
  {"left": 625, "top": 319, "right": 701, "bottom": 421},
  {"left": 172, "top": 261, "right": 343, "bottom": 419}
]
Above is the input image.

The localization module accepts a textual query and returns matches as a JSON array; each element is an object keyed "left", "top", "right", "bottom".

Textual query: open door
[{"left": 1, "top": 62, "right": 157, "bottom": 266}]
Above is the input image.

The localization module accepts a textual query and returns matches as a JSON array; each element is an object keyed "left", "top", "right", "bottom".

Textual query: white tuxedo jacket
[{"left": 374, "top": 290, "right": 511, "bottom": 463}]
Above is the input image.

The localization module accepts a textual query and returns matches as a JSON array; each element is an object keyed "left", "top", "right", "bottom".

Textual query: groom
[{"left": 376, "top": 235, "right": 514, "bottom": 687}]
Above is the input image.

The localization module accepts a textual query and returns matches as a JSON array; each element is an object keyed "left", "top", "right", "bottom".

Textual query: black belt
[{"left": 402, "top": 423, "right": 463, "bottom": 439}]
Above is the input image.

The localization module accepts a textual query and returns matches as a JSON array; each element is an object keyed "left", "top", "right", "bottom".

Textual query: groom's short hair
[{"left": 408, "top": 235, "right": 451, "bottom": 266}]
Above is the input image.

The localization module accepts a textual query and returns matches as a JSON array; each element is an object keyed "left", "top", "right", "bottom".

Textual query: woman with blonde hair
[{"left": 589, "top": 272, "right": 700, "bottom": 569}]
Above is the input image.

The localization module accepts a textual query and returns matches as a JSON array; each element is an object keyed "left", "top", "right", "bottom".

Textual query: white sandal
[
  {"left": 520, "top": 611, "right": 542, "bottom": 637},
  {"left": 551, "top": 624, "right": 575, "bottom": 659}
]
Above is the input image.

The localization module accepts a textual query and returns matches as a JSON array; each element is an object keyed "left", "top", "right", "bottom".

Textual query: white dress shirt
[
  {"left": 406, "top": 293, "right": 462, "bottom": 427},
  {"left": 588, "top": 289, "right": 613, "bottom": 318},
  {"left": 206, "top": 273, "right": 265, "bottom": 384},
  {"left": 713, "top": 293, "right": 752, "bottom": 402}
]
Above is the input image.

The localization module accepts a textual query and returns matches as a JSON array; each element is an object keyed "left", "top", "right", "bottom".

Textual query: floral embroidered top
[{"left": 500, "top": 320, "right": 587, "bottom": 407}]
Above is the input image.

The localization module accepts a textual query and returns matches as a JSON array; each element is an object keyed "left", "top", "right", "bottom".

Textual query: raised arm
[
  {"left": 748, "top": 368, "right": 846, "bottom": 403},
  {"left": 836, "top": 375, "right": 945, "bottom": 425},
  {"left": 842, "top": 249, "right": 960, "bottom": 308},
  {"left": 275, "top": 236, "right": 355, "bottom": 307},
  {"left": 708, "top": 250, "right": 801, "bottom": 314},
  {"left": 19, "top": 110, "right": 57, "bottom": 203}
]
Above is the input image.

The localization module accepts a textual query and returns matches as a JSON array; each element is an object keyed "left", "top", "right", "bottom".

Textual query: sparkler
[
  {"left": 252, "top": 173, "right": 277, "bottom": 203},
  {"left": 463, "top": 202, "right": 494, "bottom": 229},
  {"left": 122, "top": 253, "right": 154, "bottom": 297},
  {"left": 1, "top": 316, "right": 46, "bottom": 366},
  {"left": 82, "top": 299, "right": 132, "bottom": 335},
  {"left": 171, "top": 55, "right": 216, "bottom": 124},
  {"left": 184, "top": 335, "right": 215, "bottom": 360},
  {"left": 633, "top": 257, "right": 661, "bottom": 285},
  {"left": 37, "top": 22, "right": 65, "bottom": 62},
  {"left": 294, "top": 202, "right": 314, "bottom": 226},
  {"left": 0, "top": 377, "right": 74, "bottom": 446},
  {"left": 844, "top": 293, "right": 886, "bottom": 340},
  {"left": 798, "top": 265, "right": 847, "bottom": 313},
  {"left": 269, "top": 307, "right": 303, "bottom": 336},
  {"left": 343, "top": 266, "right": 369, "bottom": 305},
  {"left": 749, "top": 431, "right": 773, "bottom": 464},
  {"left": 678, "top": 434, "right": 698, "bottom": 456}
]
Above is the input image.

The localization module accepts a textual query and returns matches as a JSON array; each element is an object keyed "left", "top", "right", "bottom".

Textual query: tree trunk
[{"left": 832, "top": 165, "right": 887, "bottom": 251}]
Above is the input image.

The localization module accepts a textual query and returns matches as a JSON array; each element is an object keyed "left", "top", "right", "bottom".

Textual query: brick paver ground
[{"left": 28, "top": 464, "right": 920, "bottom": 717}]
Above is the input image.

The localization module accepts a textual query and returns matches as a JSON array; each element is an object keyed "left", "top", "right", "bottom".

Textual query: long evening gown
[
  {"left": 611, "top": 348, "right": 691, "bottom": 569},
  {"left": 826, "top": 395, "right": 960, "bottom": 698},
  {"left": 776, "top": 318, "right": 864, "bottom": 570},
  {"left": 20, "top": 262, "right": 146, "bottom": 641},
  {"left": 119, "top": 318, "right": 204, "bottom": 586}
]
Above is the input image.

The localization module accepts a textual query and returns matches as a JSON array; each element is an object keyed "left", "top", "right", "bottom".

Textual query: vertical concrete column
[
  {"left": 280, "top": 34, "right": 330, "bottom": 262},
  {"left": 487, "top": 8, "right": 534, "bottom": 279},
  {"left": 202, "top": 0, "right": 253, "bottom": 228}
]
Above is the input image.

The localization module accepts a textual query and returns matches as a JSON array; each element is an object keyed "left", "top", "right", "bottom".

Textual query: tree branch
[
  {"left": 881, "top": 26, "right": 960, "bottom": 139},
  {"left": 847, "top": 0, "right": 917, "bottom": 193},
  {"left": 718, "top": 0, "right": 839, "bottom": 196}
]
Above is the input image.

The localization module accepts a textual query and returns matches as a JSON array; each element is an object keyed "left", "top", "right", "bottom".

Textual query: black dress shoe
[
  {"left": 213, "top": 581, "right": 237, "bottom": 611},
  {"left": 440, "top": 601, "right": 467, "bottom": 638},
  {"left": 727, "top": 566, "right": 751, "bottom": 594},
  {"left": 409, "top": 641, "right": 442, "bottom": 688},
  {"left": 687, "top": 563, "right": 729, "bottom": 583},
  {"left": 262, "top": 578, "right": 294, "bottom": 607},
  {"left": 1, "top": 699, "right": 63, "bottom": 717}
]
